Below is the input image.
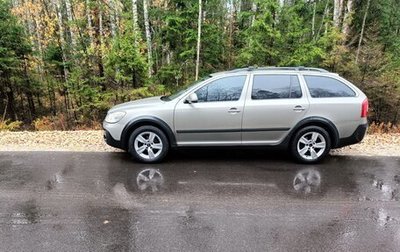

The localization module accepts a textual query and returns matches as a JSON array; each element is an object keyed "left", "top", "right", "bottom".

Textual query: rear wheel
[
  {"left": 290, "top": 126, "right": 331, "bottom": 164},
  {"left": 128, "top": 126, "right": 169, "bottom": 163}
]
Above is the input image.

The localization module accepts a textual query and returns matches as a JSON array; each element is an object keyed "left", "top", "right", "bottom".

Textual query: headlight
[{"left": 105, "top": 111, "right": 126, "bottom": 124}]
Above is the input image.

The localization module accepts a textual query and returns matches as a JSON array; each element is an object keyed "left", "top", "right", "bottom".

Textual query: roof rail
[
  {"left": 210, "top": 66, "right": 330, "bottom": 76},
  {"left": 252, "top": 66, "right": 330, "bottom": 73}
]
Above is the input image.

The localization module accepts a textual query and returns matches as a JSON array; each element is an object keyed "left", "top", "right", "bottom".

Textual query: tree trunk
[
  {"left": 251, "top": 2, "right": 257, "bottom": 26},
  {"left": 227, "top": 1, "right": 235, "bottom": 69},
  {"left": 65, "top": 0, "right": 76, "bottom": 48},
  {"left": 195, "top": 0, "right": 202, "bottom": 81},
  {"left": 5, "top": 82, "right": 17, "bottom": 121},
  {"left": 97, "top": 6, "right": 105, "bottom": 88},
  {"left": 356, "top": 0, "right": 371, "bottom": 63},
  {"left": 333, "top": 0, "right": 343, "bottom": 28},
  {"left": 131, "top": 0, "right": 139, "bottom": 44},
  {"left": 143, "top": 0, "right": 153, "bottom": 77},
  {"left": 109, "top": 0, "right": 117, "bottom": 37},
  {"left": 342, "top": 0, "right": 354, "bottom": 40},
  {"left": 311, "top": 0, "right": 316, "bottom": 37},
  {"left": 23, "top": 59, "right": 35, "bottom": 121},
  {"left": 86, "top": 0, "right": 94, "bottom": 45}
]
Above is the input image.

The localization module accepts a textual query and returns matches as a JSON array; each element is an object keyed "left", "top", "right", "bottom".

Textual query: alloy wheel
[
  {"left": 134, "top": 131, "right": 164, "bottom": 161},
  {"left": 296, "top": 132, "right": 326, "bottom": 161}
]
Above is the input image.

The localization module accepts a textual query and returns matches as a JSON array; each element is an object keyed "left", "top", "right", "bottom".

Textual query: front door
[{"left": 174, "top": 75, "right": 248, "bottom": 146}]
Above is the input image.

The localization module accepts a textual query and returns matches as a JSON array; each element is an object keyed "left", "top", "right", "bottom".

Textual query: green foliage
[
  {"left": 105, "top": 28, "right": 148, "bottom": 88},
  {"left": 155, "top": 64, "right": 182, "bottom": 88},
  {"left": 0, "top": 0, "right": 30, "bottom": 72},
  {"left": 236, "top": 0, "right": 280, "bottom": 67}
]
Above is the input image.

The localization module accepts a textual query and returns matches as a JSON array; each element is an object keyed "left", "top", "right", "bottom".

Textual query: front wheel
[
  {"left": 290, "top": 126, "right": 331, "bottom": 164},
  {"left": 128, "top": 126, "right": 169, "bottom": 163}
]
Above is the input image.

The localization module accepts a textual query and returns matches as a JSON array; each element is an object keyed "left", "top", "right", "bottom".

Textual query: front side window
[
  {"left": 195, "top": 75, "right": 246, "bottom": 102},
  {"left": 251, "top": 75, "right": 302, "bottom": 100},
  {"left": 304, "top": 76, "right": 356, "bottom": 98}
]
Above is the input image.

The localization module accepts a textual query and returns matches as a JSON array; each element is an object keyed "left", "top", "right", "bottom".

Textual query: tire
[
  {"left": 128, "top": 126, "right": 169, "bottom": 163},
  {"left": 290, "top": 126, "right": 331, "bottom": 164}
]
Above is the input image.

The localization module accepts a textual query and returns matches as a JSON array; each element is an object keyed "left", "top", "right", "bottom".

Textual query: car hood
[{"left": 108, "top": 96, "right": 165, "bottom": 113}]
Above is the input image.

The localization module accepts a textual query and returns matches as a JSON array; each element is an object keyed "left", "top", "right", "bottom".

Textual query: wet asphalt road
[{"left": 0, "top": 150, "right": 399, "bottom": 252}]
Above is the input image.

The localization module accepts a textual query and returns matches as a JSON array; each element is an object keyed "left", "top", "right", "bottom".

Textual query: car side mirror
[{"left": 185, "top": 93, "right": 198, "bottom": 104}]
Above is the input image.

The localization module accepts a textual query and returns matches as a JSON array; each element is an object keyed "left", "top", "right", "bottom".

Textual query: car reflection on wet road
[{"left": 0, "top": 151, "right": 399, "bottom": 251}]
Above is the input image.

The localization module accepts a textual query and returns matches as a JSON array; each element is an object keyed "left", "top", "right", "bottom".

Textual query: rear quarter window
[{"left": 304, "top": 76, "right": 356, "bottom": 98}]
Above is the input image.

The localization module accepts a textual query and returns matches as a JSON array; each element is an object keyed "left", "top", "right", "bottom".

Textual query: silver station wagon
[{"left": 103, "top": 67, "right": 368, "bottom": 163}]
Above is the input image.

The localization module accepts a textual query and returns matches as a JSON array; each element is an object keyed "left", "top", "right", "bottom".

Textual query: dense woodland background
[{"left": 0, "top": 0, "right": 399, "bottom": 130}]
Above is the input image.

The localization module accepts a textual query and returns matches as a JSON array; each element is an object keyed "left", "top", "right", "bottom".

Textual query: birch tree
[
  {"left": 131, "top": 0, "right": 139, "bottom": 44},
  {"left": 311, "top": 0, "right": 316, "bottom": 37},
  {"left": 342, "top": 0, "right": 353, "bottom": 39},
  {"left": 65, "top": 0, "right": 76, "bottom": 48},
  {"left": 143, "top": 0, "right": 153, "bottom": 77},
  {"left": 110, "top": 2, "right": 116, "bottom": 37},
  {"left": 251, "top": 2, "right": 256, "bottom": 26},
  {"left": 333, "top": 0, "right": 343, "bottom": 28},
  {"left": 195, "top": 0, "right": 202, "bottom": 81},
  {"left": 85, "top": 0, "right": 94, "bottom": 46}
]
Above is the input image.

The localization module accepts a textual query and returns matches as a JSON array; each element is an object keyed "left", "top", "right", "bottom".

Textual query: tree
[
  {"left": 342, "top": 0, "right": 354, "bottom": 39},
  {"left": 143, "top": 0, "right": 153, "bottom": 77},
  {"left": 333, "top": 0, "right": 343, "bottom": 28},
  {"left": 105, "top": 25, "right": 148, "bottom": 89},
  {"left": 236, "top": 0, "right": 280, "bottom": 66},
  {"left": 195, "top": 0, "right": 202, "bottom": 80},
  {"left": 0, "top": 0, "right": 32, "bottom": 121},
  {"left": 356, "top": 0, "right": 371, "bottom": 63}
]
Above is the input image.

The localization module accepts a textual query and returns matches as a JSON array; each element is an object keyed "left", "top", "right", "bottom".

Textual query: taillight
[{"left": 361, "top": 99, "right": 368, "bottom": 118}]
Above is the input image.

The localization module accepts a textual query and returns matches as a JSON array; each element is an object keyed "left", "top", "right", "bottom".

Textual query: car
[{"left": 103, "top": 66, "right": 368, "bottom": 164}]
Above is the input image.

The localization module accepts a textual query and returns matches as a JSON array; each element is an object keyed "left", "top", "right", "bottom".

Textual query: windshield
[{"left": 161, "top": 76, "right": 211, "bottom": 101}]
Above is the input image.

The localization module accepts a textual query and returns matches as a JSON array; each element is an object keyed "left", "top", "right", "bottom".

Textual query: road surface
[{"left": 0, "top": 150, "right": 399, "bottom": 251}]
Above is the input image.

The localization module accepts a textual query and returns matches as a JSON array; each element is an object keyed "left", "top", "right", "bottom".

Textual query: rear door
[{"left": 242, "top": 73, "right": 309, "bottom": 145}]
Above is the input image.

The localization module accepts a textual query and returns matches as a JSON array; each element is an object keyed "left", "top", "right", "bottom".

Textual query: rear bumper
[
  {"left": 336, "top": 123, "right": 368, "bottom": 148},
  {"left": 104, "top": 130, "right": 124, "bottom": 150}
]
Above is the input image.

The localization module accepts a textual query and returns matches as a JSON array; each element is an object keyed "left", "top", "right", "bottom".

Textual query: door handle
[
  {"left": 228, "top": 108, "right": 241, "bottom": 114},
  {"left": 293, "top": 105, "right": 305, "bottom": 112}
]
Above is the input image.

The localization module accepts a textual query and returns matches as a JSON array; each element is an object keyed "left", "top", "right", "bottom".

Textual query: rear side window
[
  {"left": 195, "top": 75, "right": 246, "bottom": 102},
  {"left": 304, "top": 76, "right": 356, "bottom": 98},
  {"left": 251, "top": 75, "right": 302, "bottom": 100}
]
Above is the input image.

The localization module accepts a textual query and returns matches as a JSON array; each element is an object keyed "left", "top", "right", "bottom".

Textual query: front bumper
[
  {"left": 104, "top": 130, "right": 124, "bottom": 150},
  {"left": 336, "top": 123, "right": 368, "bottom": 148}
]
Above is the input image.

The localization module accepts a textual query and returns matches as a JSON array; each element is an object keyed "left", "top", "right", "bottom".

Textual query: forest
[{"left": 0, "top": 0, "right": 399, "bottom": 130}]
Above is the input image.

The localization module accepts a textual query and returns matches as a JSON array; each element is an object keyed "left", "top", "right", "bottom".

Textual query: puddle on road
[{"left": 11, "top": 199, "right": 40, "bottom": 225}]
